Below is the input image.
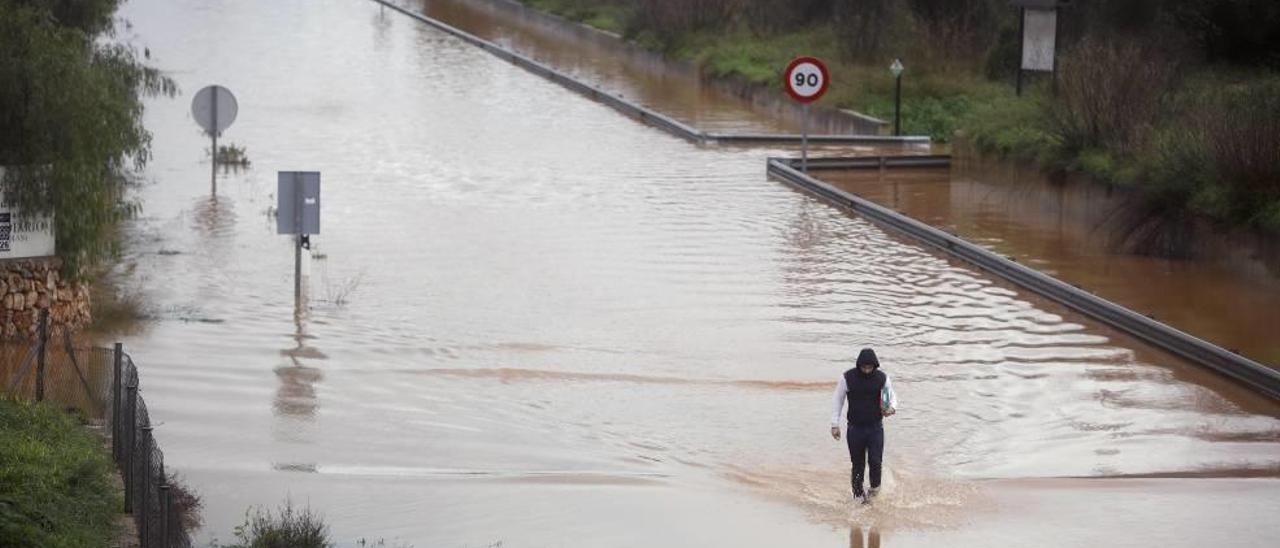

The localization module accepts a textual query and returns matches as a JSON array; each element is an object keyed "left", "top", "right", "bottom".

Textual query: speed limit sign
[{"left": 784, "top": 56, "right": 829, "bottom": 103}]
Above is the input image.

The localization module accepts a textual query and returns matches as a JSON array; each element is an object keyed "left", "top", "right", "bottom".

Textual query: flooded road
[
  {"left": 116, "top": 0, "right": 1280, "bottom": 546},
  {"left": 820, "top": 167, "right": 1280, "bottom": 369},
  {"left": 407, "top": 0, "right": 812, "bottom": 136}
]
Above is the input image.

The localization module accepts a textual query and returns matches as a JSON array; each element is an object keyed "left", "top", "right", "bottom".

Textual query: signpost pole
[
  {"left": 893, "top": 74, "right": 902, "bottom": 136},
  {"left": 1016, "top": 7, "right": 1026, "bottom": 96},
  {"left": 293, "top": 172, "right": 303, "bottom": 312},
  {"left": 278, "top": 171, "right": 319, "bottom": 317},
  {"left": 192, "top": 85, "right": 236, "bottom": 195},
  {"left": 211, "top": 87, "right": 218, "bottom": 195},
  {"left": 801, "top": 103, "right": 809, "bottom": 174},
  {"left": 783, "top": 56, "right": 828, "bottom": 174}
]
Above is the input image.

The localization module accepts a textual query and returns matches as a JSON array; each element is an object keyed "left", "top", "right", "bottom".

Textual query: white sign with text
[
  {"left": 0, "top": 168, "right": 57, "bottom": 259},
  {"left": 0, "top": 204, "right": 56, "bottom": 259}
]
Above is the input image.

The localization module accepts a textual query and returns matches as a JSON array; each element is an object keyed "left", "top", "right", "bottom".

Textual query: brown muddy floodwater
[
  {"left": 818, "top": 167, "right": 1280, "bottom": 369},
  {"left": 410, "top": 0, "right": 803, "bottom": 135},
  {"left": 114, "top": 0, "right": 1279, "bottom": 546}
]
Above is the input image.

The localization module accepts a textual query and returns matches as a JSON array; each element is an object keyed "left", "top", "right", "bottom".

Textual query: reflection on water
[
  {"left": 850, "top": 527, "right": 881, "bottom": 548},
  {"left": 373, "top": 3, "right": 393, "bottom": 51},
  {"left": 275, "top": 313, "right": 323, "bottom": 420},
  {"left": 114, "top": 0, "right": 1280, "bottom": 546},
  {"left": 191, "top": 195, "right": 235, "bottom": 239}
]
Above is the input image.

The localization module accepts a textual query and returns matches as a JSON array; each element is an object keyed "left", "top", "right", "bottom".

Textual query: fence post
[
  {"left": 35, "top": 309, "right": 48, "bottom": 401},
  {"left": 124, "top": 383, "right": 138, "bottom": 513},
  {"left": 141, "top": 425, "right": 153, "bottom": 548},
  {"left": 159, "top": 483, "right": 170, "bottom": 548},
  {"left": 112, "top": 344, "right": 123, "bottom": 463}
]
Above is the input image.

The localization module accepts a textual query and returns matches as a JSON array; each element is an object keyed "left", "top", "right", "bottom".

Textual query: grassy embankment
[
  {"left": 518, "top": 0, "right": 1280, "bottom": 246},
  {"left": 0, "top": 399, "right": 121, "bottom": 547},
  {"left": 524, "top": 0, "right": 1005, "bottom": 141}
]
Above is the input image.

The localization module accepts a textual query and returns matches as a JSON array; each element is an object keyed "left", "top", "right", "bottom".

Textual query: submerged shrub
[{"left": 221, "top": 499, "right": 331, "bottom": 548}]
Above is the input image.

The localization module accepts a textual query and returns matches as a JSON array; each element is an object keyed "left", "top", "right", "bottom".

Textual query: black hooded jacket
[{"left": 843, "top": 365, "right": 887, "bottom": 426}]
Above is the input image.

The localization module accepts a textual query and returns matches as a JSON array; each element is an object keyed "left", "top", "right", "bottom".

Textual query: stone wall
[{"left": 0, "top": 259, "right": 91, "bottom": 338}]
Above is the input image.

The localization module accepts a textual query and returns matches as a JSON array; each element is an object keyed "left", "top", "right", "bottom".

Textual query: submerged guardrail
[
  {"left": 767, "top": 158, "right": 1280, "bottom": 400},
  {"left": 775, "top": 155, "right": 951, "bottom": 169},
  {"left": 370, "top": 0, "right": 929, "bottom": 147}
]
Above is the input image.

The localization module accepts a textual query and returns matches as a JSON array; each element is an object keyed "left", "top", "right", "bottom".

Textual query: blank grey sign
[
  {"left": 277, "top": 171, "right": 321, "bottom": 235},
  {"left": 1021, "top": 9, "right": 1057, "bottom": 72},
  {"left": 191, "top": 85, "right": 239, "bottom": 135}
]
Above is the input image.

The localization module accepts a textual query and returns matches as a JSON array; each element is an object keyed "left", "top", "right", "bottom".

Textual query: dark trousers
[{"left": 845, "top": 422, "right": 884, "bottom": 496}]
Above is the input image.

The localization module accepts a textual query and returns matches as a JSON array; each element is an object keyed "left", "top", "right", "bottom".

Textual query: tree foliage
[{"left": 0, "top": 0, "right": 175, "bottom": 276}]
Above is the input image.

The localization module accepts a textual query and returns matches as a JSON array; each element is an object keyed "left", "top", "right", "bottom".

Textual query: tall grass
[
  {"left": 0, "top": 399, "right": 120, "bottom": 548},
  {"left": 1049, "top": 38, "right": 1179, "bottom": 156},
  {"left": 627, "top": 0, "right": 734, "bottom": 42},
  {"left": 1143, "top": 78, "right": 1280, "bottom": 232}
]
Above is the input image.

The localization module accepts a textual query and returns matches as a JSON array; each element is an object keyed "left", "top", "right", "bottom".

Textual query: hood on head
[{"left": 855, "top": 348, "right": 879, "bottom": 370}]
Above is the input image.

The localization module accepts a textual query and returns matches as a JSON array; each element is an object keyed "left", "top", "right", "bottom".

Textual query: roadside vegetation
[
  {"left": 0, "top": 0, "right": 176, "bottom": 277},
  {"left": 218, "top": 499, "right": 410, "bottom": 548},
  {"left": 0, "top": 398, "right": 120, "bottom": 547},
  {"left": 517, "top": 0, "right": 1280, "bottom": 245},
  {"left": 216, "top": 143, "right": 252, "bottom": 168}
]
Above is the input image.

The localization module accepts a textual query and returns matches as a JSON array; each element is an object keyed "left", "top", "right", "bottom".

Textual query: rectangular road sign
[
  {"left": 1021, "top": 8, "right": 1057, "bottom": 72},
  {"left": 277, "top": 171, "right": 320, "bottom": 235}
]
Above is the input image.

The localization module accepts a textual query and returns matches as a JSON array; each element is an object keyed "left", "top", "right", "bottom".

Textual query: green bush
[
  {"left": 0, "top": 398, "right": 120, "bottom": 548},
  {"left": 220, "top": 500, "right": 331, "bottom": 548},
  {"left": 219, "top": 499, "right": 413, "bottom": 548},
  {"left": 522, "top": 0, "right": 630, "bottom": 35}
]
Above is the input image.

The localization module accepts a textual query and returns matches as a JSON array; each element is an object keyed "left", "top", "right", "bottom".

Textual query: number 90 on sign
[{"left": 783, "top": 56, "right": 829, "bottom": 104}]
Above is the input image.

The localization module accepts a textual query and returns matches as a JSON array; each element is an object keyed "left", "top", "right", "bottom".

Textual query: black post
[
  {"left": 893, "top": 74, "right": 902, "bottom": 137},
  {"left": 211, "top": 86, "right": 218, "bottom": 196},
  {"left": 124, "top": 383, "right": 137, "bottom": 513},
  {"left": 35, "top": 309, "right": 48, "bottom": 401},
  {"left": 112, "top": 343, "right": 123, "bottom": 463},
  {"left": 1051, "top": 5, "right": 1061, "bottom": 96},
  {"left": 160, "top": 484, "right": 170, "bottom": 548},
  {"left": 1016, "top": 7, "right": 1025, "bottom": 96},
  {"left": 141, "top": 425, "right": 152, "bottom": 548}
]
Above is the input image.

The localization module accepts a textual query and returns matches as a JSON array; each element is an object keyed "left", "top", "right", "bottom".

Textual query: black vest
[{"left": 844, "top": 368, "right": 886, "bottom": 426}]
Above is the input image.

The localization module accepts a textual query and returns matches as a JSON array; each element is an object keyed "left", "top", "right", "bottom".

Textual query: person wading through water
[{"left": 830, "top": 347, "right": 898, "bottom": 504}]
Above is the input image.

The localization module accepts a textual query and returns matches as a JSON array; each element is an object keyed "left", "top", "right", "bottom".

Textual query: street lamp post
[{"left": 890, "top": 59, "right": 904, "bottom": 136}]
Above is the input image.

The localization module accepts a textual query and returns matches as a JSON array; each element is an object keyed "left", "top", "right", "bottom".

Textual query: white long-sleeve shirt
[{"left": 830, "top": 372, "right": 898, "bottom": 427}]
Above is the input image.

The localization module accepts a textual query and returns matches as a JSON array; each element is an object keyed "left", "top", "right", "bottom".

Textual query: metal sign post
[
  {"left": 783, "top": 56, "right": 830, "bottom": 173},
  {"left": 890, "top": 59, "right": 904, "bottom": 136},
  {"left": 191, "top": 85, "right": 239, "bottom": 194},
  {"left": 277, "top": 172, "right": 321, "bottom": 312}
]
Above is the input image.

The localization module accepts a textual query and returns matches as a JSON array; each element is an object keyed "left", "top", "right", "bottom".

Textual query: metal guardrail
[
  {"left": 774, "top": 155, "right": 951, "bottom": 169},
  {"left": 370, "top": 0, "right": 930, "bottom": 147},
  {"left": 766, "top": 158, "right": 1280, "bottom": 400},
  {"left": 706, "top": 133, "right": 930, "bottom": 145}
]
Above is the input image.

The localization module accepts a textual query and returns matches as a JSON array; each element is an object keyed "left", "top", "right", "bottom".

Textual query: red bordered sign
[{"left": 783, "top": 56, "right": 830, "bottom": 104}]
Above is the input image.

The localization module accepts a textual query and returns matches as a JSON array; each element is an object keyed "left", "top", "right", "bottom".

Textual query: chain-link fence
[{"left": 2, "top": 310, "right": 192, "bottom": 548}]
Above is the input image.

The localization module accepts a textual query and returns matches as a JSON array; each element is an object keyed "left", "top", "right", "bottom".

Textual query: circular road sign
[
  {"left": 783, "top": 56, "right": 830, "bottom": 104},
  {"left": 191, "top": 85, "right": 238, "bottom": 136}
]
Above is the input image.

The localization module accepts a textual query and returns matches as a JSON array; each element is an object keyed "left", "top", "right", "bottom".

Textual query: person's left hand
[
  {"left": 882, "top": 406, "right": 896, "bottom": 417},
  {"left": 830, "top": 426, "right": 841, "bottom": 440}
]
